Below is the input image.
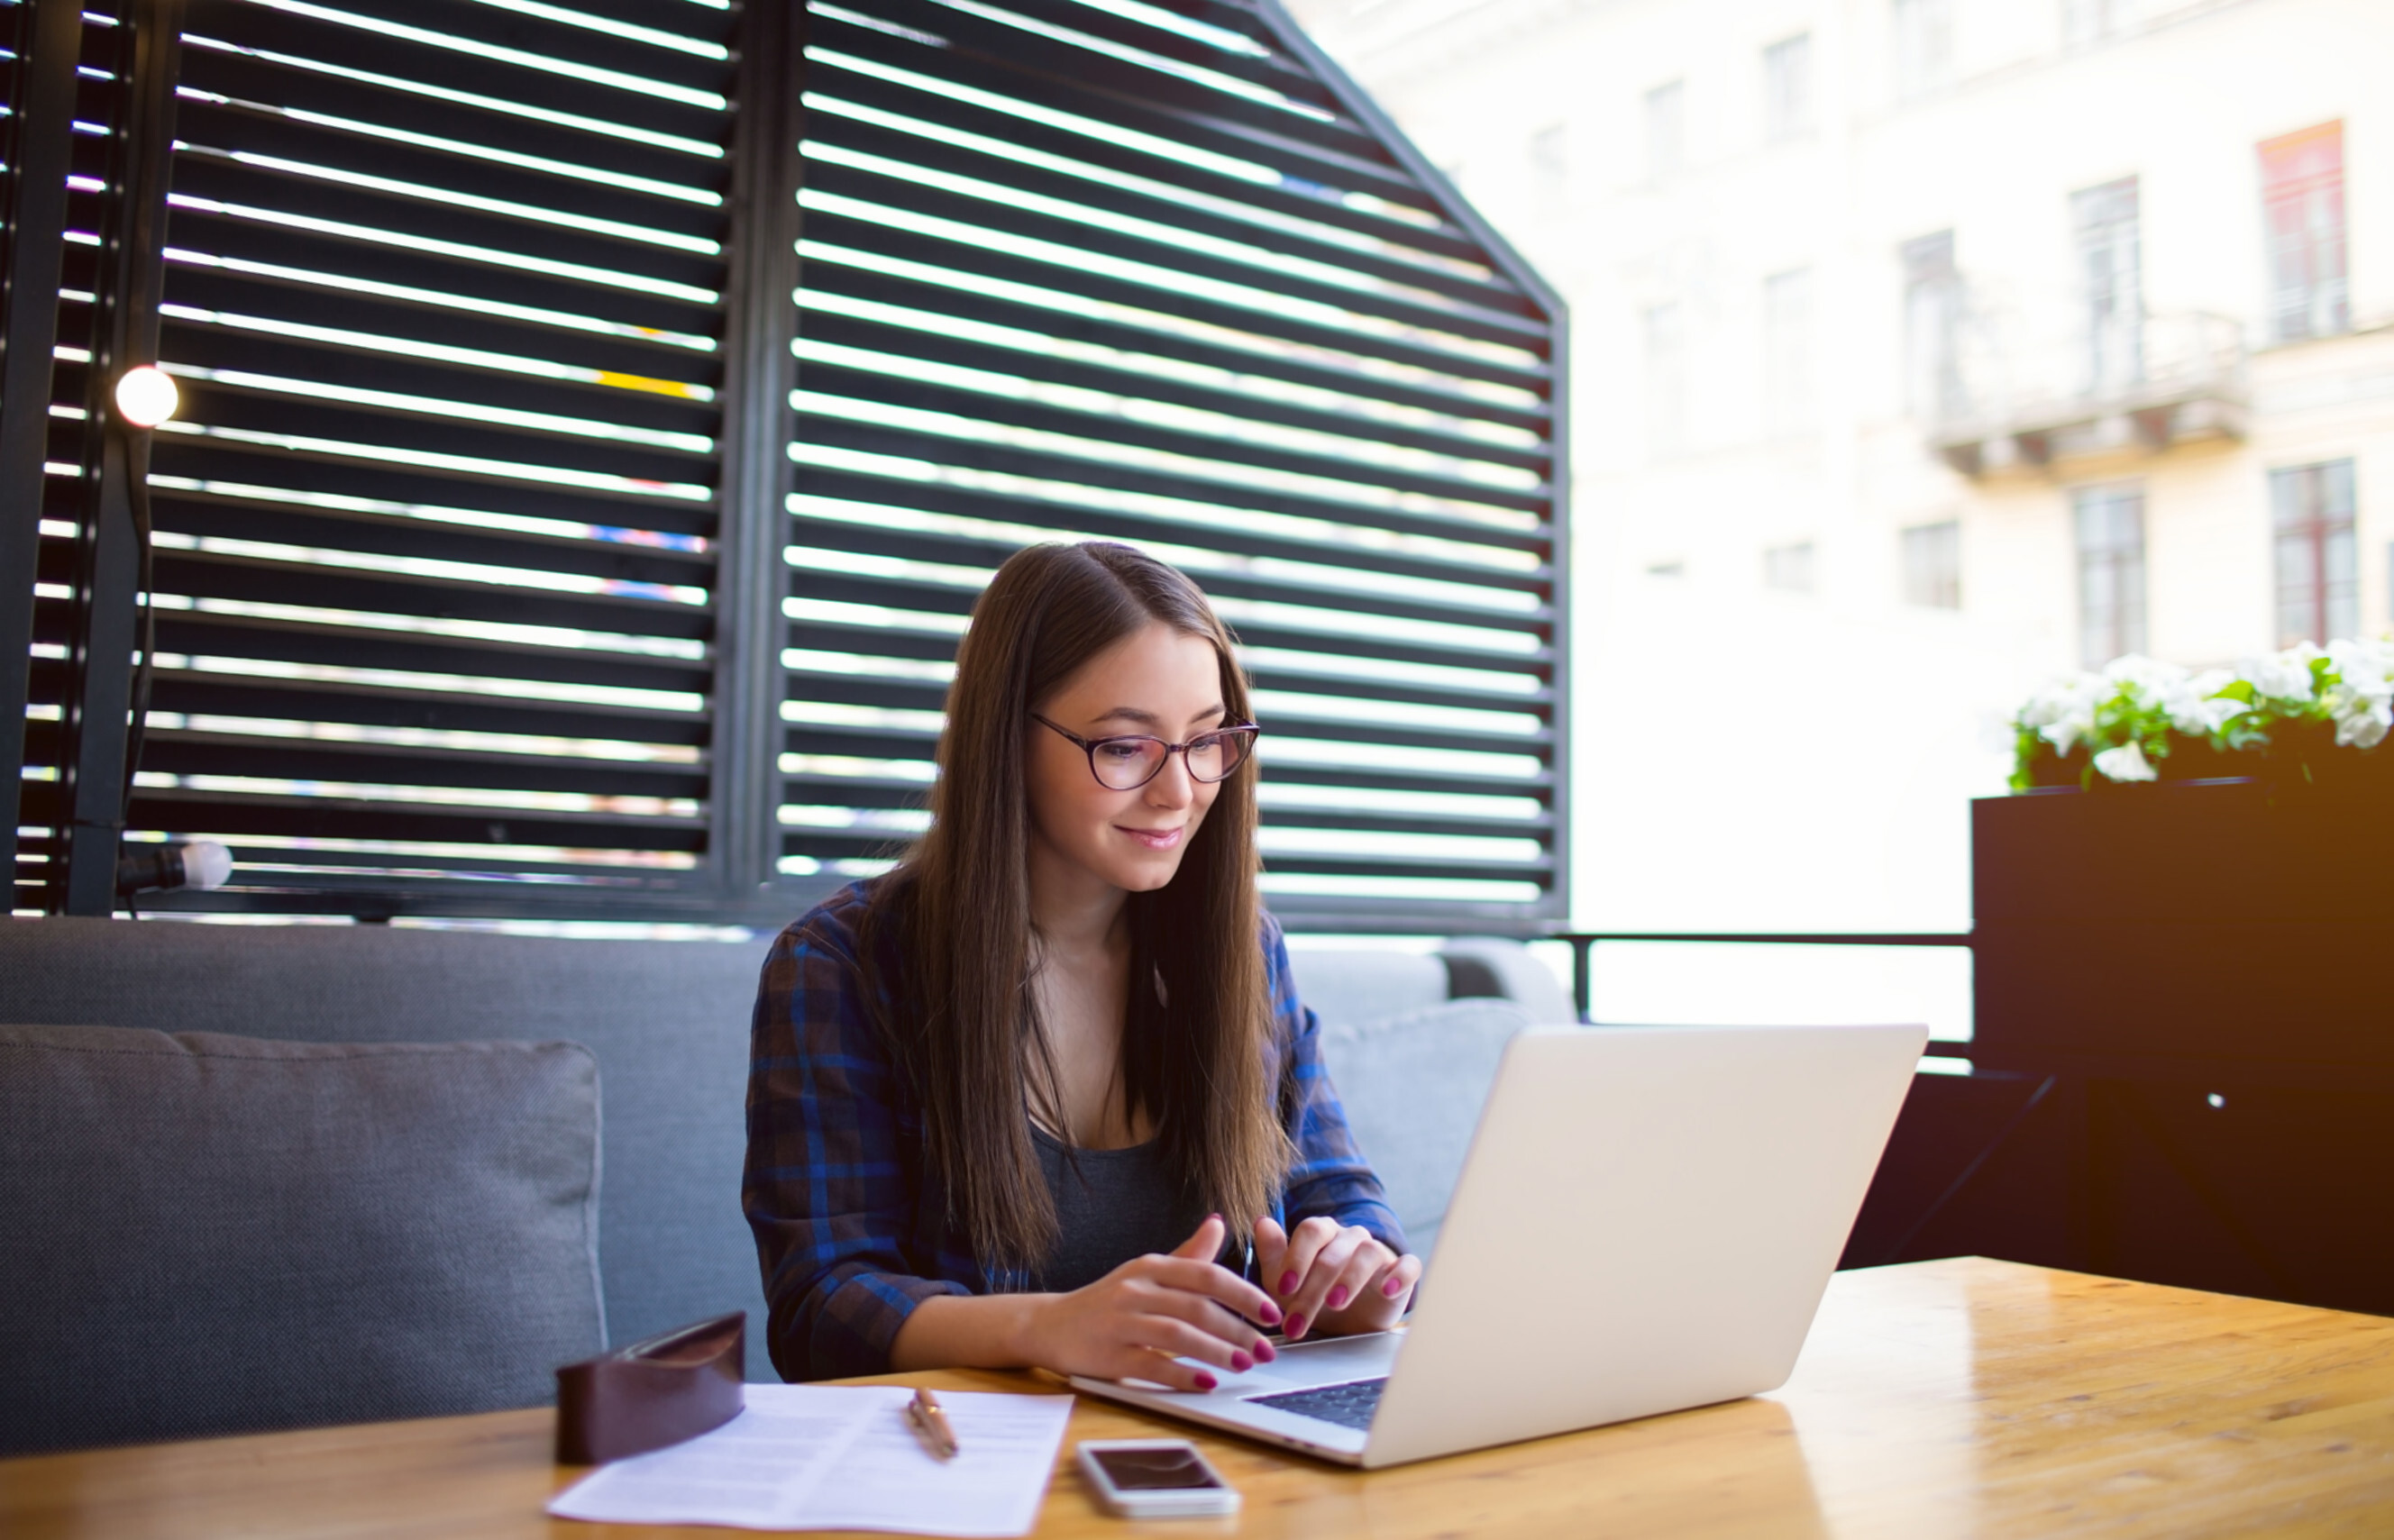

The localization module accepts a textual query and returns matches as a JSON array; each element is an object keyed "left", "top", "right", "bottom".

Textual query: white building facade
[{"left": 1291, "top": 0, "right": 2388, "bottom": 939}]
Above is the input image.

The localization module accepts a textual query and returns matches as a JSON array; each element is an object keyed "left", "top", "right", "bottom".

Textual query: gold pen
[{"left": 905, "top": 1387, "right": 959, "bottom": 1460}]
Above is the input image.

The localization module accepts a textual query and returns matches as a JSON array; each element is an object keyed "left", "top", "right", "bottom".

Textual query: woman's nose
[{"left": 1145, "top": 750, "right": 1196, "bottom": 806}]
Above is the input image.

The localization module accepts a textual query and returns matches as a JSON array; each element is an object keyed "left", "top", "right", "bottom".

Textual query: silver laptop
[{"left": 1070, "top": 1022, "right": 1928, "bottom": 1467}]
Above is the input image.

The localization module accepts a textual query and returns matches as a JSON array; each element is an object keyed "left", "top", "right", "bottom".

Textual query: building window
[
  {"left": 2260, "top": 123, "right": 2349, "bottom": 343},
  {"left": 1644, "top": 301, "right": 1686, "bottom": 456},
  {"left": 1901, "top": 231, "right": 1963, "bottom": 422},
  {"left": 1645, "top": 80, "right": 1686, "bottom": 182},
  {"left": 1763, "top": 267, "right": 1814, "bottom": 433},
  {"left": 2071, "top": 178, "right": 2142, "bottom": 396},
  {"left": 1893, "top": 0, "right": 1955, "bottom": 100},
  {"left": 1901, "top": 520, "right": 1961, "bottom": 609},
  {"left": 2272, "top": 460, "right": 2358, "bottom": 646},
  {"left": 1764, "top": 542, "right": 1817, "bottom": 593},
  {"left": 1764, "top": 33, "right": 1813, "bottom": 141},
  {"left": 2073, "top": 482, "right": 2147, "bottom": 668}
]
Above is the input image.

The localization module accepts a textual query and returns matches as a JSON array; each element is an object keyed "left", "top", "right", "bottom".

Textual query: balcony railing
[{"left": 1924, "top": 296, "right": 2248, "bottom": 477}]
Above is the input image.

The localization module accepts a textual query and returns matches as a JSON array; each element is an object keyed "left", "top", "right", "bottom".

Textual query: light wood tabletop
[{"left": 5, "top": 1257, "right": 2391, "bottom": 1539}]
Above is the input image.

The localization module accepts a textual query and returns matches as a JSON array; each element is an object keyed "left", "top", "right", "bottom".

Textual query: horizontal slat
[
  {"left": 785, "top": 558, "right": 1549, "bottom": 645},
  {"left": 151, "top": 544, "right": 713, "bottom": 637},
  {"left": 789, "top": 603, "right": 1549, "bottom": 671},
  {"left": 788, "top": 409, "right": 1544, "bottom": 551},
  {"left": 139, "top": 729, "right": 708, "bottom": 798},
  {"left": 790, "top": 359, "right": 1548, "bottom": 510},
  {"left": 140, "top": 665, "right": 710, "bottom": 743},
  {"left": 785, "top": 504, "right": 1550, "bottom": 606},
  {"left": 795, "top": 304, "right": 1548, "bottom": 474},
  {"left": 785, "top": 654, "right": 1551, "bottom": 717},
  {"left": 118, "top": 785, "right": 708, "bottom": 846},
  {"left": 148, "top": 482, "right": 714, "bottom": 591}
]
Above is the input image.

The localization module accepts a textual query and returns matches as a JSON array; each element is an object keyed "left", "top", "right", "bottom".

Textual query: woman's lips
[{"left": 1117, "top": 825, "right": 1185, "bottom": 852}]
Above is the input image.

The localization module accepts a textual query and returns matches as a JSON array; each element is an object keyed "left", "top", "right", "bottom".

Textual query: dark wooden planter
[
  {"left": 1973, "top": 779, "right": 2394, "bottom": 1077},
  {"left": 1936, "top": 779, "right": 2394, "bottom": 1315}
]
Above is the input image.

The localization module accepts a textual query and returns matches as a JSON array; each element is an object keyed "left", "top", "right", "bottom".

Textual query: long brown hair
[{"left": 856, "top": 542, "right": 1285, "bottom": 1271}]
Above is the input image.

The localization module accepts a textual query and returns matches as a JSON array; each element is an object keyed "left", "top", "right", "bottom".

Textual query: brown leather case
[{"left": 555, "top": 1312, "right": 746, "bottom": 1464}]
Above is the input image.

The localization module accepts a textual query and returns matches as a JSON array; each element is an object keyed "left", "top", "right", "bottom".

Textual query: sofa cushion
[
  {"left": 0, "top": 916, "right": 766, "bottom": 1379},
  {"left": 1285, "top": 947, "right": 1453, "bottom": 1034},
  {"left": 0, "top": 1023, "right": 604, "bottom": 1455},
  {"left": 1314, "top": 998, "right": 1532, "bottom": 1255}
]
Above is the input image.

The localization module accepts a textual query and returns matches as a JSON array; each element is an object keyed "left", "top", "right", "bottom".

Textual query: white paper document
[{"left": 546, "top": 1385, "right": 1074, "bottom": 1535}]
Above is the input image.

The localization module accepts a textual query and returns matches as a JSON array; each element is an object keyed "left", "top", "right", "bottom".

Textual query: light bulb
[{"left": 114, "top": 365, "right": 178, "bottom": 429}]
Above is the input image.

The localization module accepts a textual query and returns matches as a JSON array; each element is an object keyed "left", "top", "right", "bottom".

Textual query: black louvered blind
[
  {"left": 780, "top": 0, "right": 1567, "bottom": 926},
  {"left": 125, "top": 0, "right": 737, "bottom": 914},
  {"left": 8, "top": 0, "right": 1564, "bottom": 928}
]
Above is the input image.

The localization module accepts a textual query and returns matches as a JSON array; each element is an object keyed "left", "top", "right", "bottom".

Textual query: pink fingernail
[
  {"left": 1327, "top": 1286, "right": 1349, "bottom": 1310},
  {"left": 1192, "top": 1372, "right": 1218, "bottom": 1391},
  {"left": 1278, "top": 1271, "right": 1299, "bottom": 1295},
  {"left": 1257, "top": 1300, "right": 1283, "bottom": 1326},
  {"left": 1284, "top": 1312, "right": 1306, "bottom": 1338},
  {"left": 1384, "top": 1275, "right": 1407, "bottom": 1298},
  {"left": 1230, "top": 1351, "right": 1253, "bottom": 1372},
  {"left": 1255, "top": 1339, "right": 1277, "bottom": 1363}
]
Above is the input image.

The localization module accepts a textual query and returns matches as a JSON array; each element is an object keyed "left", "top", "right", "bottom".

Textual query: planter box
[{"left": 1972, "top": 780, "right": 2394, "bottom": 1083}]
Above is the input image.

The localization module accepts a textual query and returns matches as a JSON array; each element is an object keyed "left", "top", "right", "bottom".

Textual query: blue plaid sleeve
[
  {"left": 1265, "top": 917, "right": 1411, "bottom": 1257},
  {"left": 742, "top": 888, "right": 972, "bottom": 1381}
]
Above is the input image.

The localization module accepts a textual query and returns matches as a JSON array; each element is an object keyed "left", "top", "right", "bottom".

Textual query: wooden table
[{"left": 7, "top": 1258, "right": 2392, "bottom": 1538}]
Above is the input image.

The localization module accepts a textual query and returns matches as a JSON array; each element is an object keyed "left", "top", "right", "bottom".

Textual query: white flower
[
  {"left": 2322, "top": 638, "right": 2394, "bottom": 749},
  {"left": 2326, "top": 636, "right": 2394, "bottom": 690},
  {"left": 2021, "top": 675, "right": 2104, "bottom": 755},
  {"left": 2102, "top": 653, "right": 2188, "bottom": 703},
  {"left": 2106, "top": 737, "right": 2164, "bottom": 776},
  {"left": 2330, "top": 699, "right": 2392, "bottom": 749},
  {"left": 2240, "top": 644, "right": 2325, "bottom": 704},
  {"left": 2093, "top": 741, "right": 2157, "bottom": 782},
  {"left": 2157, "top": 668, "right": 2250, "bottom": 735}
]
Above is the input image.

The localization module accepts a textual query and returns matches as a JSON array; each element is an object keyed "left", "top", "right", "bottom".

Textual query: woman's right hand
[{"left": 1016, "top": 1215, "right": 1284, "bottom": 1391}]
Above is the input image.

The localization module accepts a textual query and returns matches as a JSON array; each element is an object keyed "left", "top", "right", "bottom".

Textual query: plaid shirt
[{"left": 743, "top": 880, "right": 1405, "bottom": 1382}]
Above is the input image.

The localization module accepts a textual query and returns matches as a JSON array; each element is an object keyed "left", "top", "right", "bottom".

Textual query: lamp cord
[{"left": 118, "top": 422, "right": 156, "bottom": 833}]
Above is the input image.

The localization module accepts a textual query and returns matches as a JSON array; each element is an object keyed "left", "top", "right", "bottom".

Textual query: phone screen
[{"left": 1091, "top": 1446, "right": 1224, "bottom": 1491}]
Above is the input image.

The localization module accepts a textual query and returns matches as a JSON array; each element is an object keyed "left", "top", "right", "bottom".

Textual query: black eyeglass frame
[{"left": 1030, "top": 714, "right": 1262, "bottom": 791}]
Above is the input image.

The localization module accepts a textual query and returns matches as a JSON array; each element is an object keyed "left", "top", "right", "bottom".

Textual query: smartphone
[{"left": 1075, "top": 1439, "right": 1240, "bottom": 1518}]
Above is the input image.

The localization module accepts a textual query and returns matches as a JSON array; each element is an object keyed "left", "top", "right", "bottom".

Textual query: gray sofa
[{"left": 0, "top": 916, "right": 1567, "bottom": 1453}]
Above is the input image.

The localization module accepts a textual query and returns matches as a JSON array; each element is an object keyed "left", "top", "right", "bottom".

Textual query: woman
[{"left": 744, "top": 541, "right": 1419, "bottom": 1388}]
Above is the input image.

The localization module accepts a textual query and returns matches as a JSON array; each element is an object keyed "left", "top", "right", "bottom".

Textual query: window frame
[
  {"left": 2071, "top": 480, "right": 2147, "bottom": 669},
  {"left": 2271, "top": 460, "right": 2357, "bottom": 648}
]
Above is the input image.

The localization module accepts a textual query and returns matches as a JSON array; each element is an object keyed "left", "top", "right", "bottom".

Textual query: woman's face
[{"left": 1028, "top": 621, "right": 1229, "bottom": 896}]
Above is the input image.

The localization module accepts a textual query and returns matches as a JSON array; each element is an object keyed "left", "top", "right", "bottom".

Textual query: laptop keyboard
[{"left": 1246, "top": 1376, "right": 1387, "bottom": 1432}]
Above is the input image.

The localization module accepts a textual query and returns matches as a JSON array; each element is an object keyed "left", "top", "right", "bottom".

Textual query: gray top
[{"left": 1031, "top": 1126, "right": 1208, "bottom": 1293}]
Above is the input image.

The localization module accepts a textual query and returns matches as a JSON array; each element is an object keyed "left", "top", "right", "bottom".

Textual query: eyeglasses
[{"left": 1031, "top": 714, "right": 1261, "bottom": 791}]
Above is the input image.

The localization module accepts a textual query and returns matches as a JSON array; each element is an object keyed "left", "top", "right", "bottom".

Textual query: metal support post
[{"left": 0, "top": 0, "right": 87, "bottom": 910}]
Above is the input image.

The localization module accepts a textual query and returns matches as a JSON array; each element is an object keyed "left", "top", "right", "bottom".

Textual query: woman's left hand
[{"left": 1251, "top": 1215, "right": 1420, "bottom": 1341}]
